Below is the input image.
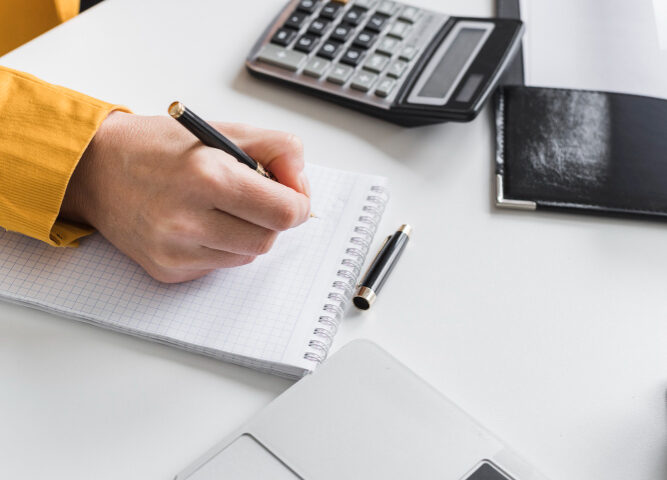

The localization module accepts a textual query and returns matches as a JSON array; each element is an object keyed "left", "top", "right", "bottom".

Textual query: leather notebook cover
[{"left": 495, "top": 86, "right": 667, "bottom": 218}]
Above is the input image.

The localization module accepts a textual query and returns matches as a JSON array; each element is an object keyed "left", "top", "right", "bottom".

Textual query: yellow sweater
[
  {"left": 0, "top": 0, "right": 80, "bottom": 56},
  {"left": 1, "top": 1, "right": 127, "bottom": 246}
]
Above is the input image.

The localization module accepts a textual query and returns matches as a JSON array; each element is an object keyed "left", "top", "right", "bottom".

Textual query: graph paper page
[{"left": 0, "top": 165, "right": 386, "bottom": 375}]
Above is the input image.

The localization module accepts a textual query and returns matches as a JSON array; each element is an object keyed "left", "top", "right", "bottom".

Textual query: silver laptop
[{"left": 174, "top": 340, "right": 547, "bottom": 480}]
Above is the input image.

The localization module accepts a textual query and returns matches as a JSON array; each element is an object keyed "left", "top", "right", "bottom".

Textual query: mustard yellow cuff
[{"left": 0, "top": 66, "right": 130, "bottom": 246}]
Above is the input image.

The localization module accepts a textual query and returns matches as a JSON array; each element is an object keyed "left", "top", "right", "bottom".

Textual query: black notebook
[{"left": 495, "top": 86, "right": 667, "bottom": 219}]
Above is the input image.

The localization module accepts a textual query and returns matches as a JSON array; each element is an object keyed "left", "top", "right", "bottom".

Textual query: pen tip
[{"left": 168, "top": 101, "right": 185, "bottom": 119}]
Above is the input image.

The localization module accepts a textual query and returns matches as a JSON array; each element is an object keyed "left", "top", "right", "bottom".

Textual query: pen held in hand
[
  {"left": 168, "top": 101, "right": 274, "bottom": 179},
  {"left": 168, "top": 101, "right": 316, "bottom": 218}
]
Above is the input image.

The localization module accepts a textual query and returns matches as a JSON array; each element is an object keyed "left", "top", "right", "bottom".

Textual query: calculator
[{"left": 246, "top": 0, "right": 523, "bottom": 126}]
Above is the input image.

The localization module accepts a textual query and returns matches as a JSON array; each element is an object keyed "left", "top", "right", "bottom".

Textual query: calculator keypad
[
  {"left": 343, "top": 7, "right": 366, "bottom": 26},
  {"left": 297, "top": 0, "right": 319, "bottom": 13},
  {"left": 308, "top": 18, "right": 331, "bottom": 35},
  {"left": 271, "top": 27, "right": 298, "bottom": 46},
  {"left": 375, "top": 77, "right": 396, "bottom": 97},
  {"left": 318, "top": 39, "right": 343, "bottom": 59},
  {"left": 327, "top": 64, "right": 354, "bottom": 84},
  {"left": 295, "top": 34, "right": 320, "bottom": 53},
  {"left": 353, "top": 30, "right": 377, "bottom": 49},
  {"left": 364, "top": 52, "right": 390, "bottom": 72},
  {"left": 340, "top": 47, "right": 365, "bottom": 66},
  {"left": 366, "top": 13, "right": 388, "bottom": 32},
  {"left": 253, "top": 0, "right": 446, "bottom": 105},
  {"left": 285, "top": 11, "right": 309, "bottom": 29},
  {"left": 320, "top": 2, "right": 342, "bottom": 19},
  {"left": 257, "top": 44, "right": 306, "bottom": 71},
  {"left": 304, "top": 57, "right": 331, "bottom": 77},
  {"left": 350, "top": 71, "right": 378, "bottom": 91},
  {"left": 330, "top": 24, "right": 353, "bottom": 41}
]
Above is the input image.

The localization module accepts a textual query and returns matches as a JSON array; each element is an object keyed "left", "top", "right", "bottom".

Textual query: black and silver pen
[
  {"left": 353, "top": 224, "right": 411, "bottom": 310},
  {"left": 168, "top": 101, "right": 273, "bottom": 179}
]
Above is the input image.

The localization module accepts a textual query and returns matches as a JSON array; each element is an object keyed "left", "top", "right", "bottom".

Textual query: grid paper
[{"left": 0, "top": 165, "right": 385, "bottom": 377}]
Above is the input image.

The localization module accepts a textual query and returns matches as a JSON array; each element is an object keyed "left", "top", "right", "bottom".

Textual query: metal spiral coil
[
  {"left": 318, "top": 315, "right": 340, "bottom": 333},
  {"left": 333, "top": 280, "right": 354, "bottom": 297},
  {"left": 303, "top": 184, "right": 388, "bottom": 364}
]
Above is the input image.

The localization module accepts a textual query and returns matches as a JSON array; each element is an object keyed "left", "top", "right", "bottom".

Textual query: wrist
[{"left": 60, "top": 110, "right": 124, "bottom": 226}]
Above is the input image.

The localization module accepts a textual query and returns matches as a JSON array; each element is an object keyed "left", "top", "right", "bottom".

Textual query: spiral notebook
[{"left": 0, "top": 165, "right": 387, "bottom": 378}]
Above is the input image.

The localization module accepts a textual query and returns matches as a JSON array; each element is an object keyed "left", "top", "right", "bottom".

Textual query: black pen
[
  {"left": 168, "top": 101, "right": 273, "bottom": 179},
  {"left": 353, "top": 224, "right": 411, "bottom": 310}
]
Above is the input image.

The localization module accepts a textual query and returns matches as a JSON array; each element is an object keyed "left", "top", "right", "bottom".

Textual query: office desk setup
[{"left": 0, "top": 0, "right": 665, "bottom": 479}]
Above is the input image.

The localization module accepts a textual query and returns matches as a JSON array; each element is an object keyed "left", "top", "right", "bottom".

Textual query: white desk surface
[{"left": 1, "top": 1, "right": 665, "bottom": 479}]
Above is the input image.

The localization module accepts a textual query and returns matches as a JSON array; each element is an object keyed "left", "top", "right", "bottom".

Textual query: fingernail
[{"left": 299, "top": 172, "right": 311, "bottom": 197}]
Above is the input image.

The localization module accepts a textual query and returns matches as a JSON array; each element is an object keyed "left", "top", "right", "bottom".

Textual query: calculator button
[
  {"left": 353, "top": 30, "right": 377, "bottom": 49},
  {"left": 376, "top": 36, "right": 400, "bottom": 55},
  {"left": 327, "top": 64, "right": 354, "bottom": 84},
  {"left": 308, "top": 18, "right": 331, "bottom": 35},
  {"left": 297, "top": 0, "right": 319, "bottom": 13},
  {"left": 320, "top": 2, "right": 342, "bottom": 19},
  {"left": 294, "top": 34, "right": 319, "bottom": 53},
  {"left": 363, "top": 52, "right": 390, "bottom": 72},
  {"left": 271, "top": 27, "right": 297, "bottom": 46},
  {"left": 343, "top": 7, "right": 365, "bottom": 26},
  {"left": 285, "top": 11, "right": 309, "bottom": 29},
  {"left": 399, "top": 45, "right": 418, "bottom": 60},
  {"left": 387, "top": 59, "right": 408, "bottom": 78},
  {"left": 257, "top": 44, "right": 307, "bottom": 71},
  {"left": 317, "top": 39, "right": 343, "bottom": 59},
  {"left": 376, "top": 0, "right": 397, "bottom": 16},
  {"left": 375, "top": 77, "right": 396, "bottom": 97},
  {"left": 350, "top": 71, "right": 378, "bottom": 92},
  {"left": 398, "top": 6, "right": 420, "bottom": 23},
  {"left": 340, "top": 47, "right": 365, "bottom": 66},
  {"left": 303, "top": 57, "right": 331, "bottom": 78},
  {"left": 354, "top": 0, "right": 376, "bottom": 10},
  {"left": 366, "top": 13, "right": 388, "bottom": 32},
  {"left": 329, "top": 24, "right": 351, "bottom": 42},
  {"left": 387, "top": 20, "right": 410, "bottom": 39}
]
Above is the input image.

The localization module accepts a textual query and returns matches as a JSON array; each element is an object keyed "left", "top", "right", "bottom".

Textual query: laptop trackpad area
[{"left": 189, "top": 434, "right": 299, "bottom": 480}]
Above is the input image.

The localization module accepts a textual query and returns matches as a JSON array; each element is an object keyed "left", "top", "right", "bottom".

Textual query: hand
[{"left": 60, "top": 112, "right": 311, "bottom": 283}]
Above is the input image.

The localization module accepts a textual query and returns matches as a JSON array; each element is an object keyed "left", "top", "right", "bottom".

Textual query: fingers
[
  {"left": 210, "top": 122, "right": 311, "bottom": 197},
  {"left": 142, "top": 245, "right": 256, "bottom": 283},
  {"left": 191, "top": 208, "right": 279, "bottom": 256},
  {"left": 195, "top": 152, "right": 311, "bottom": 231}
]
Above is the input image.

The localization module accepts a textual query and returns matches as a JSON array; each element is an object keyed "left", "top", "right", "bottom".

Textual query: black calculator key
[
  {"left": 308, "top": 18, "right": 331, "bottom": 36},
  {"left": 285, "top": 11, "right": 308, "bottom": 29},
  {"left": 320, "top": 2, "right": 342, "bottom": 19},
  {"left": 330, "top": 24, "right": 353, "bottom": 42},
  {"left": 317, "top": 39, "right": 343, "bottom": 59},
  {"left": 353, "top": 30, "right": 377, "bottom": 49},
  {"left": 294, "top": 34, "right": 319, "bottom": 53},
  {"left": 297, "top": 0, "right": 318, "bottom": 13},
  {"left": 271, "top": 27, "right": 297, "bottom": 46},
  {"left": 366, "top": 13, "right": 388, "bottom": 32},
  {"left": 340, "top": 47, "right": 365, "bottom": 66},
  {"left": 343, "top": 7, "right": 365, "bottom": 26}
]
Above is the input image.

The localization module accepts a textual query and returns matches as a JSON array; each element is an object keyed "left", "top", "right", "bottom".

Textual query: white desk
[{"left": 1, "top": 1, "right": 665, "bottom": 478}]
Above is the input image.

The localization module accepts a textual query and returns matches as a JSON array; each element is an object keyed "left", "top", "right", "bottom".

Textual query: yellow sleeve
[
  {"left": 0, "top": 0, "right": 80, "bottom": 56},
  {"left": 0, "top": 66, "right": 130, "bottom": 246}
]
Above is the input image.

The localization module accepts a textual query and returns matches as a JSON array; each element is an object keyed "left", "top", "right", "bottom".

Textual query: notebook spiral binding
[{"left": 303, "top": 185, "right": 389, "bottom": 364}]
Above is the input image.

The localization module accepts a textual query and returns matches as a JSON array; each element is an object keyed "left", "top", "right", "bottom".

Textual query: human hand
[{"left": 60, "top": 111, "right": 311, "bottom": 283}]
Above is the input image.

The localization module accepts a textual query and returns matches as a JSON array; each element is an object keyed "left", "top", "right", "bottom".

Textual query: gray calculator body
[{"left": 246, "top": 0, "right": 523, "bottom": 126}]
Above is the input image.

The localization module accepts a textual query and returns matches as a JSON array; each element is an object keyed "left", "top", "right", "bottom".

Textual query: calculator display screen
[{"left": 418, "top": 28, "right": 487, "bottom": 99}]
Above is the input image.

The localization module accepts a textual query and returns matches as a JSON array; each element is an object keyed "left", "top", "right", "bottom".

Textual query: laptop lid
[{"left": 175, "top": 340, "right": 547, "bottom": 480}]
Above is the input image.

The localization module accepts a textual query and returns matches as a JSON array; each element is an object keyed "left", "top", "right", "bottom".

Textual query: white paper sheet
[{"left": 520, "top": 0, "right": 667, "bottom": 99}]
